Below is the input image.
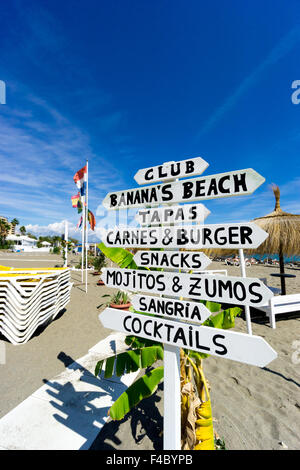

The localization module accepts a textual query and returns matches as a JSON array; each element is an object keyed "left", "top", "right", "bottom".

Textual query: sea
[{"left": 250, "top": 254, "right": 300, "bottom": 263}]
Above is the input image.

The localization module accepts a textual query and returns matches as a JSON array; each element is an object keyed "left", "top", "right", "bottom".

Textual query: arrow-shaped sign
[
  {"left": 131, "top": 294, "right": 212, "bottom": 324},
  {"left": 99, "top": 309, "right": 277, "bottom": 367},
  {"left": 134, "top": 157, "right": 209, "bottom": 185},
  {"left": 133, "top": 250, "right": 212, "bottom": 270},
  {"left": 101, "top": 268, "right": 274, "bottom": 307},
  {"left": 135, "top": 203, "right": 210, "bottom": 226},
  {"left": 102, "top": 222, "right": 268, "bottom": 250},
  {"left": 102, "top": 168, "right": 265, "bottom": 210}
]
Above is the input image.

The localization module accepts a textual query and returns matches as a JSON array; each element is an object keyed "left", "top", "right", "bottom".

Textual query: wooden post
[
  {"left": 239, "top": 248, "right": 252, "bottom": 335},
  {"left": 163, "top": 344, "right": 181, "bottom": 449},
  {"left": 163, "top": 168, "right": 181, "bottom": 451}
]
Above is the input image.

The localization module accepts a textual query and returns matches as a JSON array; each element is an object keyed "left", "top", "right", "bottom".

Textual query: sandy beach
[
  {"left": 0, "top": 254, "right": 299, "bottom": 450},
  {"left": 0, "top": 252, "right": 116, "bottom": 419}
]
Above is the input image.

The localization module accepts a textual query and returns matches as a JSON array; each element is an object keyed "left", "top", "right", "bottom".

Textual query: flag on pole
[
  {"left": 76, "top": 216, "right": 83, "bottom": 230},
  {"left": 73, "top": 165, "right": 87, "bottom": 196},
  {"left": 71, "top": 193, "right": 80, "bottom": 208},
  {"left": 77, "top": 199, "right": 83, "bottom": 213},
  {"left": 88, "top": 210, "right": 96, "bottom": 231}
]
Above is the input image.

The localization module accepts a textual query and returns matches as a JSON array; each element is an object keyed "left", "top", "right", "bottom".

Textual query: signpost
[
  {"left": 102, "top": 168, "right": 265, "bottom": 210},
  {"left": 131, "top": 294, "right": 212, "bottom": 324},
  {"left": 135, "top": 203, "right": 210, "bottom": 226},
  {"left": 99, "top": 309, "right": 277, "bottom": 368},
  {"left": 101, "top": 268, "right": 274, "bottom": 307},
  {"left": 98, "top": 156, "right": 277, "bottom": 451},
  {"left": 102, "top": 222, "right": 269, "bottom": 250},
  {"left": 133, "top": 250, "right": 211, "bottom": 270},
  {"left": 134, "top": 157, "right": 209, "bottom": 185}
]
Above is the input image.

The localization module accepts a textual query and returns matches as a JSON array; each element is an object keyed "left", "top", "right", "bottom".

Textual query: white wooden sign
[
  {"left": 101, "top": 268, "right": 274, "bottom": 307},
  {"left": 100, "top": 158, "right": 276, "bottom": 451},
  {"left": 99, "top": 309, "right": 277, "bottom": 367},
  {"left": 131, "top": 294, "right": 212, "bottom": 324},
  {"left": 135, "top": 203, "right": 210, "bottom": 226},
  {"left": 102, "top": 168, "right": 265, "bottom": 210},
  {"left": 134, "top": 157, "right": 209, "bottom": 185},
  {"left": 102, "top": 222, "right": 268, "bottom": 249},
  {"left": 133, "top": 250, "right": 211, "bottom": 270}
]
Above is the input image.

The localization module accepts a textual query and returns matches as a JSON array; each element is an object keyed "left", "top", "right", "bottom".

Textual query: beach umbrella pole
[{"left": 279, "top": 242, "right": 286, "bottom": 295}]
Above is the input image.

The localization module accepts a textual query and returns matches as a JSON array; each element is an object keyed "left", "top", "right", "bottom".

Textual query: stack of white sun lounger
[{"left": 0, "top": 267, "right": 72, "bottom": 344}]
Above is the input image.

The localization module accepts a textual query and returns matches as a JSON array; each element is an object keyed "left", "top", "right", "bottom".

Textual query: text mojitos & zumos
[{"left": 101, "top": 268, "right": 273, "bottom": 307}]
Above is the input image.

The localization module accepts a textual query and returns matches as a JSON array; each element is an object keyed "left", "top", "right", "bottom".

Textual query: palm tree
[
  {"left": 52, "top": 235, "right": 62, "bottom": 247},
  {"left": 10, "top": 218, "right": 19, "bottom": 235},
  {"left": 11, "top": 218, "right": 19, "bottom": 227},
  {"left": 0, "top": 219, "right": 11, "bottom": 246},
  {"left": 19, "top": 226, "right": 26, "bottom": 236}
]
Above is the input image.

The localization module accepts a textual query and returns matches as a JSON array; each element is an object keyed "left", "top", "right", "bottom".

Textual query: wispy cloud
[
  {"left": 197, "top": 26, "right": 300, "bottom": 137},
  {"left": 25, "top": 220, "right": 106, "bottom": 242},
  {"left": 0, "top": 84, "right": 127, "bottom": 225}
]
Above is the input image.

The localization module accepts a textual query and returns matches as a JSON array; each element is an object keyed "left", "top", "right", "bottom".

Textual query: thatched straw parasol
[{"left": 249, "top": 184, "right": 300, "bottom": 294}]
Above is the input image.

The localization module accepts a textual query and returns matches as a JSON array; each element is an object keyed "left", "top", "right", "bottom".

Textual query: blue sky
[{"left": 0, "top": 0, "right": 299, "bottom": 240}]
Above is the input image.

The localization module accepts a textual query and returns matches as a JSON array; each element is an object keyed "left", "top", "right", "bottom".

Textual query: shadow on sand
[
  {"left": 41, "top": 351, "right": 163, "bottom": 450},
  {"left": 90, "top": 381, "right": 163, "bottom": 451}
]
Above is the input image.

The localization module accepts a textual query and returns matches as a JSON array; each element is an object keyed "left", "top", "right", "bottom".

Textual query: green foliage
[
  {"left": 203, "top": 306, "right": 241, "bottom": 330},
  {"left": 92, "top": 252, "right": 106, "bottom": 272},
  {"left": 109, "top": 367, "right": 164, "bottom": 420},
  {"left": 95, "top": 345, "right": 163, "bottom": 379},
  {"left": 183, "top": 302, "right": 241, "bottom": 360},
  {"left": 52, "top": 246, "right": 61, "bottom": 254},
  {"left": 97, "top": 290, "right": 131, "bottom": 308},
  {"left": 125, "top": 335, "right": 161, "bottom": 349},
  {"left": 0, "top": 219, "right": 11, "bottom": 245},
  {"left": 215, "top": 436, "right": 227, "bottom": 450},
  {"left": 38, "top": 236, "right": 52, "bottom": 243},
  {"left": 0, "top": 240, "right": 14, "bottom": 250},
  {"left": 97, "top": 243, "right": 138, "bottom": 269},
  {"left": 198, "top": 299, "right": 221, "bottom": 313},
  {"left": 61, "top": 240, "right": 73, "bottom": 263},
  {"left": 26, "top": 233, "right": 37, "bottom": 240}
]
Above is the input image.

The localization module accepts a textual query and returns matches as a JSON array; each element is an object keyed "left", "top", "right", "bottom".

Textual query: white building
[{"left": 7, "top": 235, "right": 51, "bottom": 253}]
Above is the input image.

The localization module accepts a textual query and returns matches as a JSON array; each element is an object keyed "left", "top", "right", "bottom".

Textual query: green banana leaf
[
  {"left": 98, "top": 243, "right": 164, "bottom": 271},
  {"left": 95, "top": 345, "right": 164, "bottom": 378},
  {"left": 125, "top": 335, "right": 161, "bottom": 349},
  {"left": 109, "top": 366, "right": 164, "bottom": 420},
  {"left": 97, "top": 243, "right": 138, "bottom": 269},
  {"left": 184, "top": 305, "right": 242, "bottom": 360},
  {"left": 198, "top": 299, "right": 221, "bottom": 312},
  {"left": 204, "top": 306, "right": 241, "bottom": 329}
]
